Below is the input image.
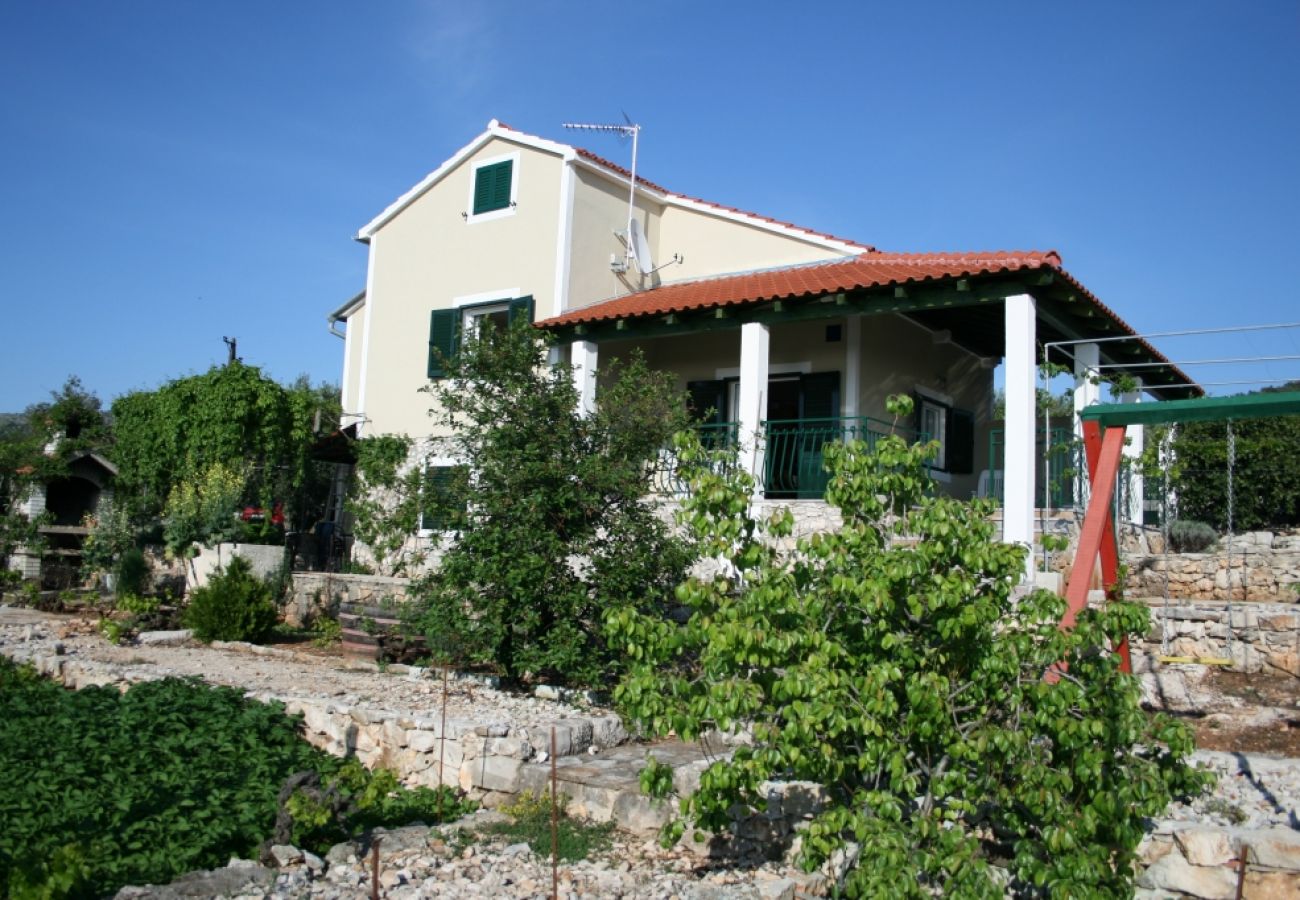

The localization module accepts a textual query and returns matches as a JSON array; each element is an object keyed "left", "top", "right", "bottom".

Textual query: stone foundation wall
[{"left": 1131, "top": 600, "right": 1300, "bottom": 677}]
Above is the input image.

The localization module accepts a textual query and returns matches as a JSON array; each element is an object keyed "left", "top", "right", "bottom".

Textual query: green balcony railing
[
  {"left": 763, "top": 416, "right": 919, "bottom": 499},
  {"left": 653, "top": 416, "right": 921, "bottom": 499},
  {"left": 986, "top": 426, "right": 1079, "bottom": 509}
]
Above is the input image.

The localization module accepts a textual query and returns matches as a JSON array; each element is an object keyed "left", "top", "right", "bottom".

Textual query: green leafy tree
[
  {"left": 410, "top": 320, "right": 693, "bottom": 685},
  {"left": 609, "top": 396, "right": 1209, "bottom": 897},
  {"left": 162, "top": 460, "right": 247, "bottom": 557}
]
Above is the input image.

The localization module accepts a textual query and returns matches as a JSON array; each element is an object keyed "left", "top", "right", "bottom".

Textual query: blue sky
[{"left": 2, "top": 0, "right": 1297, "bottom": 412}]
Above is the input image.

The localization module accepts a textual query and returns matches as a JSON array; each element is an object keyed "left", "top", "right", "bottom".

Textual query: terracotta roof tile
[{"left": 539, "top": 251, "right": 1060, "bottom": 327}]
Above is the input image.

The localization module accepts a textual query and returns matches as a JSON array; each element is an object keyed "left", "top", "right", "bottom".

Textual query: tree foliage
[
  {"left": 1161, "top": 382, "right": 1300, "bottom": 531},
  {"left": 610, "top": 397, "right": 1209, "bottom": 897},
  {"left": 409, "top": 320, "right": 693, "bottom": 685}
]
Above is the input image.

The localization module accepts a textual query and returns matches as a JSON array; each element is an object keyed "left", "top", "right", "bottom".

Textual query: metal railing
[
  {"left": 986, "top": 426, "right": 1080, "bottom": 509},
  {"left": 652, "top": 416, "right": 920, "bottom": 499}
]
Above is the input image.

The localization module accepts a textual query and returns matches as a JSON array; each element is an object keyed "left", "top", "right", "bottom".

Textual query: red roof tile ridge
[{"left": 867, "top": 249, "right": 1062, "bottom": 266}]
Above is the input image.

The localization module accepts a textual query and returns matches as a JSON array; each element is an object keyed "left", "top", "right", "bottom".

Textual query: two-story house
[{"left": 329, "top": 119, "right": 1197, "bottom": 574}]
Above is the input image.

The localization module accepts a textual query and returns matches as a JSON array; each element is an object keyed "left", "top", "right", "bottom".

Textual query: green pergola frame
[
  {"left": 1079, "top": 390, "right": 1300, "bottom": 427},
  {"left": 1063, "top": 388, "right": 1300, "bottom": 677}
]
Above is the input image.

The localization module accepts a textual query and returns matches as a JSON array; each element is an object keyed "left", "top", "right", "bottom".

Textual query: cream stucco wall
[
  {"left": 654, "top": 203, "right": 849, "bottom": 281},
  {"left": 564, "top": 165, "right": 856, "bottom": 313},
  {"left": 358, "top": 137, "right": 564, "bottom": 436}
]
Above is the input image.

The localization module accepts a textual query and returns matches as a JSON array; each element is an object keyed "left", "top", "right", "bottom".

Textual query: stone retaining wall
[
  {"left": 12, "top": 641, "right": 626, "bottom": 803},
  {"left": 1138, "top": 825, "right": 1300, "bottom": 898},
  {"left": 1126, "top": 531, "right": 1300, "bottom": 603},
  {"left": 284, "top": 572, "right": 412, "bottom": 627},
  {"left": 1131, "top": 600, "right": 1300, "bottom": 677}
]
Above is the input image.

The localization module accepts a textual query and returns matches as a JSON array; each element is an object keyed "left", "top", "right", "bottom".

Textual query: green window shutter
[
  {"left": 427, "top": 309, "right": 460, "bottom": 379},
  {"left": 472, "top": 160, "right": 513, "bottom": 215},
  {"left": 420, "top": 465, "right": 466, "bottom": 531},
  {"left": 799, "top": 372, "right": 840, "bottom": 420},
  {"left": 947, "top": 407, "right": 975, "bottom": 474},
  {"left": 507, "top": 295, "right": 534, "bottom": 326}
]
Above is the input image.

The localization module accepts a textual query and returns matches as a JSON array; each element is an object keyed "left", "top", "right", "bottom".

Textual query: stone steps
[{"left": 516, "top": 740, "right": 716, "bottom": 835}]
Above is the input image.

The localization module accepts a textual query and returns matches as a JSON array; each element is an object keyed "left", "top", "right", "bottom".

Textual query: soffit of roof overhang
[{"left": 537, "top": 262, "right": 1201, "bottom": 399}]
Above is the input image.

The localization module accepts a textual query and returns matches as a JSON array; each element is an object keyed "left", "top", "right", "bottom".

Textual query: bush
[
  {"left": 0, "top": 659, "right": 335, "bottom": 898},
  {"left": 115, "top": 547, "right": 149, "bottom": 598},
  {"left": 0, "top": 658, "right": 474, "bottom": 898},
  {"left": 184, "top": 556, "right": 278, "bottom": 643},
  {"left": 610, "top": 397, "right": 1210, "bottom": 896},
  {"left": 1168, "top": 519, "right": 1218, "bottom": 553}
]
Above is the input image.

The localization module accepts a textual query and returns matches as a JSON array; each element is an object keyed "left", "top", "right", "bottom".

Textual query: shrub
[
  {"left": 115, "top": 547, "right": 150, "bottom": 598},
  {"left": 184, "top": 556, "right": 278, "bottom": 643},
  {"left": 610, "top": 396, "right": 1210, "bottom": 896},
  {"left": 0, "top": 659, "right": 334, "bottom": 898},
  {"left": 1168, "top": 519, "right": 1218, "bottom": 553}
]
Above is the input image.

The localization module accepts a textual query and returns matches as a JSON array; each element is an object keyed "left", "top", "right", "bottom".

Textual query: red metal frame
[{"left": 1060, "top": 419, "right": 1132, "bottom": 673}]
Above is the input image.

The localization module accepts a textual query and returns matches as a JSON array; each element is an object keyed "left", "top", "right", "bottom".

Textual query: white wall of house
[{"left": 357, "top": 137, "right": 565, "bottom": 437}]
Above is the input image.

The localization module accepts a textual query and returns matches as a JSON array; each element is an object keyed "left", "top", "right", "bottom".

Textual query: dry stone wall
[
  {"left": 284, "top": 572, "right": 412, "bottom": 627},
  {"left": 1126, "top": 531, "right": 1300, "bottom": 603},
  {"left": 1131, "top": 600, "right": 1300, "bottom": 677}
]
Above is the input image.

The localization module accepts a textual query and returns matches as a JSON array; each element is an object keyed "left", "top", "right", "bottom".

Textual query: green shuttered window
[
  {"left": 427, "top": 309, "right": 460, "bottom": 379},
  {"left": 427, "top": 295, "right": 534, "bottom": 380},
  {"left": 472, "top": 160, "right": 513, "bottom": 215}
]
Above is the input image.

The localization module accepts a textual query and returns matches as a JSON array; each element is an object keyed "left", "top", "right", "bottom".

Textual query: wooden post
[{"left": 551, "top": 725, "right": 559, "bottom": 900}]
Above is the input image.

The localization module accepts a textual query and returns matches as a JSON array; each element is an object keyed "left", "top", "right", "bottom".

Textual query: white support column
[
  {"left": 1121, "top": 378, "right": 1144, "bottom": 525},
  {"left": 572, "top": 340, "right": 598, "bottom": 417},
  {"left": 1072, "top": 342, "right": 1100, "bottom": 508},
  {"left": 737, "top": 322, "right": 770, "bottom": 492},
  {"left": 1003, "top": 294, "right": 1038, "bottom": 580},
  {"left": 844, "top": 316, "right": 861, "bottom": 423}
]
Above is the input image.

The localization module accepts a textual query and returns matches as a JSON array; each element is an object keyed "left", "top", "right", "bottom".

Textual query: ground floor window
[{"left": 418, "top": 464, "right": 466, "bottom": 533}]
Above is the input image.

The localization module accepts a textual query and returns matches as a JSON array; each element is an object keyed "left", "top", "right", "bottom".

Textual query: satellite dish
[{"left": 629, "top": 218, "right": 653, "bottom": 273}]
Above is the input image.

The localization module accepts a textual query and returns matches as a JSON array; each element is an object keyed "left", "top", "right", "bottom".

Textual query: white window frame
[{"left": 465, "top": 150, "right": 520, "bottom": 224}]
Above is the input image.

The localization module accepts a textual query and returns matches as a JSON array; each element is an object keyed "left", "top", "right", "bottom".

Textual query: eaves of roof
[{"left": 537, "top": 251, "right": 1201, "bottom": 396}]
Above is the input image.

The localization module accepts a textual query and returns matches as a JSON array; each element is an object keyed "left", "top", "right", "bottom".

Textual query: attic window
[{"left": 467, "top": 153, "right": 518, "bottom": 221}]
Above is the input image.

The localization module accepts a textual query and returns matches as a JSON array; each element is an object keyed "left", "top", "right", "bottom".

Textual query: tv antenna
[{"left": 563, "top": 117, "right": 642, "bottom": 273}]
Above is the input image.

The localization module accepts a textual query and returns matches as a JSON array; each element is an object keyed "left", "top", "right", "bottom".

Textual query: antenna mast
[{"left": 563, "top": 120, "right": 640, "bottom": 270}]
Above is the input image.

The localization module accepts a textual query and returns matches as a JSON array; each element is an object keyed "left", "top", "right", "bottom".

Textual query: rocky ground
[{"left": 4, "top": 605, "right": 1299, "bottom": 898}]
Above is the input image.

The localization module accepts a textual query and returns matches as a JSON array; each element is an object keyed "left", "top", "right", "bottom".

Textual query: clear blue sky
[{"left": 2, "top": 0, "right": 1297, "bottom": 412}]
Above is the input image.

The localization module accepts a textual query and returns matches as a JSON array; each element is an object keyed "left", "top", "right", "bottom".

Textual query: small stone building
[{"left": 8, "top": 450, "right": 118, "bottom": 586}]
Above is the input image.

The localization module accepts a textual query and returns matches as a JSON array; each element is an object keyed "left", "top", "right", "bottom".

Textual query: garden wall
[{"left": 186, "top": 542, "right": 285, "bottom": 590}]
